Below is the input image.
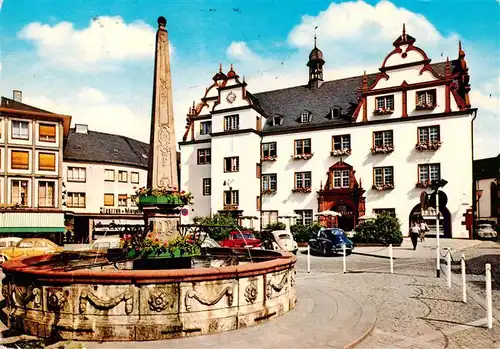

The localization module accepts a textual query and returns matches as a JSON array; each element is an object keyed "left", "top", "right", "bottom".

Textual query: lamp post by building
[{"left": 431, "top": 179, "right": 448, "bottom": 278}]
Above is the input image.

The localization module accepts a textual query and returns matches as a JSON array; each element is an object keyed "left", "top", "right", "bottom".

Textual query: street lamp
[{"left": 431, "top": 179, "right": 448, "bottom": 278}]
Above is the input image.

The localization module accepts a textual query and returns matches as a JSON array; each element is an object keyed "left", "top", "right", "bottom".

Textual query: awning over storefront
[{"left": 0, "top": 211, "right": 65, "bottom": 234}]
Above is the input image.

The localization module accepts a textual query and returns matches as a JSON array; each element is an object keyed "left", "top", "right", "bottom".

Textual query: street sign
[{"left": 181, "top": 208, "right": 189, "bottom": 216}]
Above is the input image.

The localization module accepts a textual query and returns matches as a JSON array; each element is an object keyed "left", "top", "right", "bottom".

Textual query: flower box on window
[
  {"left": 415, "top": 103, "right": 435, "bottom": 111},
  {"left": 374, "top": 108, "right": 393, "bottom": 115},
  {"left": 291, "top": 153, "right": 314, "bottom": 160},
  {"left": 415, "top": 141, "right": 442, "bottom": 151},
  {"left": 371, "top": 145, "right": 394, "bottom": 155},
  {"left": 330, "top": 149, "right": 352, "bottom": 157},
  {"left": 291, "top": 187, "right": 312, "bottom": 193},
  {"left": 415, "top": 181, "right": 431, "bottom": 189},
  {"left": 223, "top": 204, "right": 239, "bottom": 210},
  {"left": 371, "top": 183, "right": 394, "bottom": 191},
  {"left": 261, "top": 155, "right": 278, "bottom": 161},
  {"left": 261, "top": 189, "right": 277, "bottom": 195}
]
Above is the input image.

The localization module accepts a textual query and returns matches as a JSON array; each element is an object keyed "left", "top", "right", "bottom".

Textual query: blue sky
[{"left": 0, "top": 0, "right": 498, "bottom": 158}]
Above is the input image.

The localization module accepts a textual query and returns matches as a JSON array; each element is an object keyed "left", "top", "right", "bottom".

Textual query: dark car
[{"left": 308, "top": 228, "right": 354, "bottom": 256}]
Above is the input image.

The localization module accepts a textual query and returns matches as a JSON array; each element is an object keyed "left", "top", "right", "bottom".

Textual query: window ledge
[
  {"left": 292, "top": 187, "right": 312, "bottom": 193},
  {"left": 223, "top": 204, "right": 239, "bottom": 210},
  {"left": 415, "top": 141, "right": 442, "bottom": 151},
  {"left": 371, "top": 146, "right": 394, "bottom": 155},
  {"left": 373, "top": 109, "right": 394, "bottom": 115},
  {"left": 261, "top": 156, "right": 278, "bottom": 161},
  {"left": 372, "top": 184, "right": 394, "bottom": 191},
  {"left": 261, "top": 189, "right": 277, "bottom": 195},
  {"left": 416, "top": 182, "right": 431, "bottom": 189},
  {"left": 291, "top": 153, "right": 314, "bottom": 160},
  {"left": 415, "top": 104, "right": 436, "bottom": 111},
  {"left": 330, "top": 149, "right": 352, "bottom": 157}
]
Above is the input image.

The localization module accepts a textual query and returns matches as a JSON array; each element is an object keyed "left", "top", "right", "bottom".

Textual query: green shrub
[
  {"left": 290, "top": 221, "right": 322, "bottom": 242},
  {"left": 265, "top": 222, "right": 286, "bottom": 231},
  {"left": 352, "top": 213, "right": 403, "bottom": 245},
  {"left": 192, "top": 214, "right": 238, "bottom": 241}
]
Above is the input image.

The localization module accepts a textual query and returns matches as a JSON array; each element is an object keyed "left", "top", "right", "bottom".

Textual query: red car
[{"left": 220, "top": 231, "right": 262, "bottom": 248}]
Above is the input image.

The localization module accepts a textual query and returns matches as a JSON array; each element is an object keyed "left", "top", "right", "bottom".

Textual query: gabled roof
[
  {"left": 1, "top": 97, "right": 53, "bottom": 114},
  {"left": 64, "top": 129, "right": 150, "bottom": 169},
  {"left": 474, "top": 153, "right": 500, "bottom": 180},
  {"left": 255, "top": 61, "right": 453, "bottom": 133}
]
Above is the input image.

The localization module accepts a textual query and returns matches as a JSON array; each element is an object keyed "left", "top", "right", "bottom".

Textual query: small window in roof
[
  {"left": 300, "top": 111, "right": 310, "bottom": 123},
  {"left": 330, "top": 107, "right": 342, "bottom": 119},
  {"left": 270, "top": 116, "right": 282, "bottom": 126}
]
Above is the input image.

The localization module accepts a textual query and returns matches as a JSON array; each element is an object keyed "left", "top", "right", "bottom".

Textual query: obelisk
[
  {"left": 143, "top": 16, "right": 180, "bottom": 240},
  {"left": 147, "top": 16, "right": 178, "bottom": 190}
]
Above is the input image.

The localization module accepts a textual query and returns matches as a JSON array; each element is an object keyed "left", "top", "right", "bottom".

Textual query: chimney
[
  {"left": 13, "top": 90, "right": 22, "bottom": 103},
  {"left": 75, "top": 124, "right": 88, "bottom": 134}
]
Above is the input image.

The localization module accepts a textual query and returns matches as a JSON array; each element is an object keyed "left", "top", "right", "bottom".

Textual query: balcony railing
[
  {"left": 371, "top": 145, "right": 394, "bottom": 155},
  {"left": 415, "top": 141, "right": 442, "bottom": 151},
  {"left": 330, "top": 148, "right": 352, "bottom": 157},
  {"left": 291, "top": 153, "right": 314, "bottom": 160},
  {"left": 292, "top": 187, "right": 312, "bottom": 193},
  {"left": 372, "top": 183, "right": 394, "bottom": 191}
]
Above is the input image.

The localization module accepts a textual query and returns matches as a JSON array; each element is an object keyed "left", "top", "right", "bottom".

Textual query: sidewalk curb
[{"left": 343, "top": 309, "right": 377, "bottom": 349}]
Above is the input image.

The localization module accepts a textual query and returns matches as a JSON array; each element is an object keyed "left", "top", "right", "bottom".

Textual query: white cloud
[
  {"left": 0, "top": 0, "right": 3, "bottom": 11},
  {"left": 18, "top": 16, "right": 157, "bottom": 71},
  {"left": 23, "top": 88, "right": 150, "bottom": 143},
  {"left": 226, "top": 42, "right": 261, "bottom": 62}
]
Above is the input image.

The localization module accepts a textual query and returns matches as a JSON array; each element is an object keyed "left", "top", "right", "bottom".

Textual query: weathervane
[{"left": 314, "top": 26, "right": 318, "bottom": 47}]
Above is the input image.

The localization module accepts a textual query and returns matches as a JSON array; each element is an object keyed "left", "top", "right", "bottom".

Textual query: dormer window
[
  {"left": 416, "top": 90, "right": 436, "bottom": 110},
  {"left": 329, "top": 107, "right": 342, "bottom": 119},
  {"left": 300, "top": 112, "right": 310, "bottom": 123},
  {"left": 270, "top": 116, "right": 283, "bottom": 126},
  {"left": 374, "top": 95, "right": 394, "bottom": 115}
]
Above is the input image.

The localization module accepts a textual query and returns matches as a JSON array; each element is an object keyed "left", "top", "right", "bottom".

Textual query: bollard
[
  {"left": 461, "top": 253, "right": 467, "bottom": 303},
  {"left": 342, "top": 244, "right": 347, "bottom": 274},
  {"left": 486, "top": 263, "right": 493, "bottom": 329},
  {"left": 389, "top": 244, "right": 394, "bottom": 274},
  {"left": 307, "top": 245, "right": 311, "bottom": 273},
  {"left": 447, "top": 248, "right": 451, "bottom": 288}
]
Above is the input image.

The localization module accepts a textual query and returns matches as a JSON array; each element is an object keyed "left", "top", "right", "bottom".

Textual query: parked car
[
  {"left": 477, "top": 223, "right": 498, "bottom": 239},
  {"left": 261, "top": 230, "right": 298, "bottom": 254},
  {"left": 308, "top": 228, "right": 354, "bottom": 256},
  {"left": 0, "top": 237, "right": 22, "bottom": 248},
  {"left": 0, "top": 238, "right": 64, "bottom": 263},
  {"left": 220, "top": 231, "right": 262, "bottom": 248}
]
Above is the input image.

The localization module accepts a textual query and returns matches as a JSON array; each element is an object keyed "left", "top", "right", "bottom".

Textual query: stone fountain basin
[{"left": 1, "top": 248, "right": 297, "bottom": 341}]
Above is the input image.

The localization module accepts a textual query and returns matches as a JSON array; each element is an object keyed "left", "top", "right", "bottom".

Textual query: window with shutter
[
  {"left": 11, "top": 180, "right": 28, "bottom": 205},
  {"left": 11, "top": 150, "right": 29, "bottom": 170},
  {"left": 38, "top": 153, "right": 56, "bottom": 171},
  {"left": 39, "top": 124, "right": 56, "bottom": 142},
  {"left": 104, "top": 193, "right": 114, "bottom": 206}
]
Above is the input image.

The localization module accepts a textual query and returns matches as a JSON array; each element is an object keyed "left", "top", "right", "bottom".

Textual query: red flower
[
  {"left": 155, "top": 238, "right": 159, "bottom": 242},
  {"left": 180, "top": 191, "right": 185, "bottom": 195}
]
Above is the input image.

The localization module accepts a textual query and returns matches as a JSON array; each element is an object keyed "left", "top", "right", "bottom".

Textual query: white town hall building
[{"left": 179, "top": 26, "right": 476, "bottom": 238}]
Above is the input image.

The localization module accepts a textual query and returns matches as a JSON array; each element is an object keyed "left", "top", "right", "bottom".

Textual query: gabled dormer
[
  {"left": 298, "top": 110, "right": 312, "bottom": 123},
  {"left": 269, "top": 114, "right": 284, "bottom": 126},
  {"left": 327, "top": 106, "right": 342, "bottom": 120}
]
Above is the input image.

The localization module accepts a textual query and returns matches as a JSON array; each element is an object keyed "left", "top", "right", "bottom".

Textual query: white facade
[
  {"left": 179, "top": 33, "right": 475, "bottom": 238},
  {"left": 63, "top": 161, "right": 147, "bottom": 216}
]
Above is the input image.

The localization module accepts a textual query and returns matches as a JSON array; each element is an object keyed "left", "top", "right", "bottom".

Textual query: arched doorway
[{"left": 409, "top": 203, "right": 452, "bottom": 238}]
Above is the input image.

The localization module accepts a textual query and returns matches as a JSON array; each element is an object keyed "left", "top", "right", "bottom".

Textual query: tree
[
  {"left": 192, "top": 214, "right": 238, "bottom": 241},
  {"left": 352, "top": 213, "right": 403, "bottom": 245},
  {"left": 290, "top": 221, "right": 322, "bottom": 242}
]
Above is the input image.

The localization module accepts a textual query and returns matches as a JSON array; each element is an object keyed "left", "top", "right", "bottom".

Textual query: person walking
[
  {"left": 410, "top": 221, "right": 420, "bottom": 250},
  {"left": 419, "top": 220, "right": 429, "bottom": 242}
]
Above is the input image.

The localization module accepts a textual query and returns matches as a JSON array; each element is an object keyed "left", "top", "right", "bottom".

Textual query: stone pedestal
[{"left": 142, "top": 206, "right": 181, "bottom": 241}]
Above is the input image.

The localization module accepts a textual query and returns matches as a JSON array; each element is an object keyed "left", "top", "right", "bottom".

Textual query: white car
[
  {"left": 477, "top": 224, "right": 498, "bottom": 239},
  {"left": 76, "top": 236, "right": 121, "bottom": 252},
  {"left": 261, "top": 230, "right": 298, "bottom": 254}
]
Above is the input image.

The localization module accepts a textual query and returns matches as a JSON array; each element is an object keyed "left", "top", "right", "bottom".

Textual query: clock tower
[{"left": 307, "top": 34, "right": 325, "bottom": 89}]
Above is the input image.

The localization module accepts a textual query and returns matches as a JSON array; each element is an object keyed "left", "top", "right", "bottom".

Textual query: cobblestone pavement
[{"left": 2, "top": 238, "right": 499, "bottom": 348}]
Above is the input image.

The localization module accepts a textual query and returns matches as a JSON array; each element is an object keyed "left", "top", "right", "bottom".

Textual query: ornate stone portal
[{"left": 144, "top": 16, "right": 181, "bottom": 240}]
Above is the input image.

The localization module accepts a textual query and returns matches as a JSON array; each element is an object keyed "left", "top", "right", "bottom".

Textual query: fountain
[{"left": 1, "top": 16, "right": 296, "bottom": 342}]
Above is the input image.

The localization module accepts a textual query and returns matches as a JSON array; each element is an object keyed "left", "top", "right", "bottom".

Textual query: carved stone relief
[
  {"left": 148, "top": 291, "right": 170, "bottom": 312},
  {"left": 185, "top": 286, "right": 233, "bottom": 311},
  {"left": 266, "top": 273, "right": 288, "bottom": 299},
  {"left": 79, "top": 287, "right": 133, "bottom": 315},
  {"left": 47, "top": 290, "right": 66, "bottom": 311},
  {"left": 12, "top": 284, "right": 42, "bottom": 309},
  {"left": 244, "top": 282, "right": 258, "bottom": 304}
]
